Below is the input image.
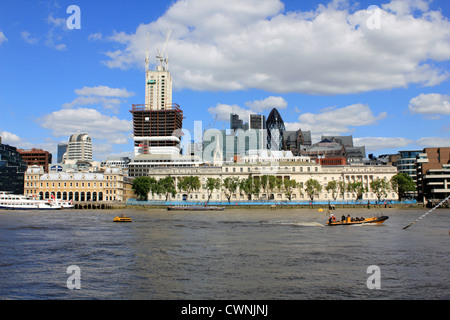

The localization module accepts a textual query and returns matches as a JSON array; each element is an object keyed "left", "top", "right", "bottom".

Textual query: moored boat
[
  {"left": 0, "top": 192, "right": 65, "bottom": 210},
  {"left": 327, "top": 214, "right": 388, "bottom": 226}
]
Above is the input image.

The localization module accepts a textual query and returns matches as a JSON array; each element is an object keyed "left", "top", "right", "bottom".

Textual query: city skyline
[{"left": 0, "top": 0, "right": 449, "bottom": 161}]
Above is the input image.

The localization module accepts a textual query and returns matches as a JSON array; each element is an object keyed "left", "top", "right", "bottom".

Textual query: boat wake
[{"left": 270, "top": 221, "right": 326, "bottom": 227}]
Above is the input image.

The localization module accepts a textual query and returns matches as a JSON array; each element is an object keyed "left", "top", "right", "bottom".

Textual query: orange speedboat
[{"left": 327, "top": 215, "right": 388, "bottom": 226}]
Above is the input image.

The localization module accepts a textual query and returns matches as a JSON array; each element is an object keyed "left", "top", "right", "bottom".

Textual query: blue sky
[{"left": 0, "top": 0, "right": 449, "bottom": 161}]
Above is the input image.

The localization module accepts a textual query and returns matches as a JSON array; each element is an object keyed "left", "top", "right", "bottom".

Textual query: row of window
[
  {"left": 25, "top": 190, "right": 119, "bottom": 201},
  {"left": 25, "top": 182, "right": 119, "bottom": 188}
]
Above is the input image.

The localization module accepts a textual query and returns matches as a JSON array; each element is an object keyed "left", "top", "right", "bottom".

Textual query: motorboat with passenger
[{"left": 327, "top": 213, "right": 388, "bottom": 226}]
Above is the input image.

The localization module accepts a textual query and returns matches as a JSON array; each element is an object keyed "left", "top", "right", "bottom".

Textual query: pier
[{"left": 73, "top": 201, "right": 116, "bottom": 210}]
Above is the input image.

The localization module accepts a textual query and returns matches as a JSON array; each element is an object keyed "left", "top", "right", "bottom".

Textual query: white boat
[{"left": 0, "top": 192, "right": 73, "bottom": 210}]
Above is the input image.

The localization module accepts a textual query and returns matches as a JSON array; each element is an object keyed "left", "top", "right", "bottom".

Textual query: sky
[{"left": 0, "top": 0, "right": 449, "bottom": 161}]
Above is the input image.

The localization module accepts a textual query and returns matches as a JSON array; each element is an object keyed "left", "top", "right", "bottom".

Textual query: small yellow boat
[{"left": 113, "top": 214, "right": 132, "bottom": 222}]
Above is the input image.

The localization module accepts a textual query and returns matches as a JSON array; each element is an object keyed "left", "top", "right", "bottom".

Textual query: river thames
[{"left": 0, "top": 207, "right": 448, "bottom": 300}]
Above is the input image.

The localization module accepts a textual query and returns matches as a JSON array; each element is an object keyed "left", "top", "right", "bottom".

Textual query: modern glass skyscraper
[{"left": 266, "top": 108, "right": 285, "bottom": 151}]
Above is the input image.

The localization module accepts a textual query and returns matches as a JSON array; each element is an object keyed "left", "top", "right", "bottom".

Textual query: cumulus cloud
[
  {"left": 245, "top": 96, "right": 287, "bottom": 112},
  {"left": 285, "top": 104, "right": 387, "bottom": 137},
  {"left": 101, "top": 0, "right": 450, "bottom": 94},
  {"left": 62, "top": 85, "right": 135, "bottom": 113},
  {"left": 0, "top": 130, "right": 23, "bottom": 145},
  {"left": 208, "top": 96, "right": 287, "bottom": 122},
  {"left": 408, "top": 93, "right": 450, "bottom": 119},
  {"left": 416, "top": 136, "right": 450, "bottom": 148},
  {"left": 38, "top": 108, "right": 132, "bottom": 146}
]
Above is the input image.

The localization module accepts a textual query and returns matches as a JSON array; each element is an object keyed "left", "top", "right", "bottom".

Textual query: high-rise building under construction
[{"left": 130, "top": 32, "right": 183, "bottom": 157}]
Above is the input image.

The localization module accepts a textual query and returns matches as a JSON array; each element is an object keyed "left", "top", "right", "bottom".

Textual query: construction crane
[{"left": 156, "top": 30, "right": 172, "bottom": 70}]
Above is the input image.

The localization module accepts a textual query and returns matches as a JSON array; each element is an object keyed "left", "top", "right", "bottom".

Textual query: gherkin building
[{"left": 266, "top": 108, "right": 286, "bottom": 151}]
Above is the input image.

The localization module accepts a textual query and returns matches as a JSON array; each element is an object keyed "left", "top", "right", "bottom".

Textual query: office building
[
  {"left": 266, "top": 108, "right": 285, "bottom": 151},
  {"left": 0, "top": 140, "right": 27, "bottom": 194},
  {"left": 66, "top": 132, "right": 93, "bottom": 162},
  {"left": 17, "top": 148, "right": 52, "bottom": 173},
  {"left": 57, "top": 143, "right": 68, "bottom": 163},
  {"left": 416, "top": 147, "right": 450, "bottom": 204}
]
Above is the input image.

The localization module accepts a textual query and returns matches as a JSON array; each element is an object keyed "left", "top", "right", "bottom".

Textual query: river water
[{"left": 0, "top": 207, "right": 448, "bottom": 300}]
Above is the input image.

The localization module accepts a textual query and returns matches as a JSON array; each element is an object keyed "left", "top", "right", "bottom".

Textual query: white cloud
[
  {"left": 408, "top": 93, "right": 450, "bottom": 119},
  {"left": 62, "top": 86, "right": 135, "bottom": 113},
  {"left": 354, "top": 137, "right": 414, "bottom": 152},
  {"left": 208, "top": 103, "right": 254, "bottom": 122},
  {"left": 285, "top": 104, "right": 387, "bottom": 136},
  {"left": 416, "top": 137, "right": 450, "bottom": 148},
  {"left": 38, "top": 108, "right": 132, "bottom": 147},
  {"left": 46, "top": 14, "right": 66, "bottom": 27},
  {"left": 44, "top": 14, "right": 68, "bottom": 50},
  {"left": 102, "top": 0, "right": 450, "bottom": 94},
  {"left": 245, "top": 96, "right": 287, "bottom": 112},
  {"left": 88, "top": 33, "right": 103, "bottom": 41},
  {"left": 0, "top": 31, "right": 7, "bottom": 45},
  {"left": 208, "top": 96, "right": 287, "bottom": 122},
  {"left": 21, "top": 31, "right": 39, "bottom": 44},
  {"left": 75, "top": 86, "right": 134, "bottom": 98},
  {"left": 382, "top": 0, "right": 430, "bottom": 16},
  {"left": 0, "top": 130, "right": 22, "bottom": 145}
]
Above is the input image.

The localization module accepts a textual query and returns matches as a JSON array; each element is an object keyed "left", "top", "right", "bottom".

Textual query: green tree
[
  {"left": 283, "top": 179, "right": 298, "bottom": 201},
  {"left": 325, "top": 180, "right": 338, "bottom": 200},
  {"left": 205, "top": 177, "right": 221, "bottom": 203},
  {"left": 338, "top": 181, "right": 346, "bottom": 200},
  {"left": 132, "top": 176, "right": 155, "bottom": 201},
  {"left": 391, "top": 173, "right": 415, "bottom": 199},
  {"left": 158, "top": 176, "right": 177, "bottom": 201},
  {"left": 347, "top": 181, "right": 366, "bottom": 201},
  {"left": 370, "top": 178, "right": 390, "bottom": 202},
  {"left": 239, "top": 177, "right": 253, "bottom": 200},
  {"left": 268, "top": 176, "right": 277, "bottom": 199},
  {"left": 177, "top": 176, "right": 201, "bottom": 200},
  {"left": 260, "top": 175, "right": 269, "bottom": 193},
  {"left": 251, "top": 178, "right": 261, "bottom": 200},
  {"left": 222, "top": 177, "right": 240, "bottom": 203},
  {"left": 305, "top": 178, "right": 322, "bottom": 202}
]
